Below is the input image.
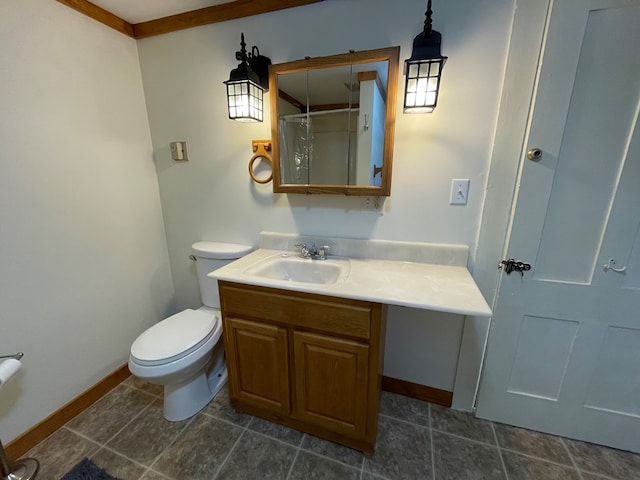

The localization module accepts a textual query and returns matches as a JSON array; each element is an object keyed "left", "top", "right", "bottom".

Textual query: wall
[
  {"left": 0, "top": 0, "right": 174, "bottom": 442},
  {"left": 137, "top": 0, "right": 514, "bottom": 392}
]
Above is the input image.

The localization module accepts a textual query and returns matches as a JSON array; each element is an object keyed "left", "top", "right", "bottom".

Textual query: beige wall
[
  {"left": 0, "top": 0, "right": 174, "bottom": 441},
  {"left": 137, "top": 0, "right": 514, "bottom": 393},
  {"left": 0, "top": 0, "right": 517, "bottom": 441}
]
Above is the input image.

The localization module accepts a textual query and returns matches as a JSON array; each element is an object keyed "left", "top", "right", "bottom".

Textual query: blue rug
[{"left": 60, "top": 458, "right": 122, "bottom": 480}]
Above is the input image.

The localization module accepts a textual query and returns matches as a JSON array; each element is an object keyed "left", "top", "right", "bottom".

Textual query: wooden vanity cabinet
[
  {"left": 224, "top": 317, "right": 291, "bottom": 415},
  {"left": 219, "top": 281, "right": 386, "bottom": 454}
]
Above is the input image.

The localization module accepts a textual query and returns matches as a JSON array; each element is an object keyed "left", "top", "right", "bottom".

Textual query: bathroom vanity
[
  {"left": 210, "top": 232, "right": 492, "bottom": 454},
  {"left": 219, "top": 281, "right": 385, "bottom": 453}
]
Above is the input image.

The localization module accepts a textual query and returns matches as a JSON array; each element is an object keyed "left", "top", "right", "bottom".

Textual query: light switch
[{"left": 450, "top": 179, "right": 470, "bottom": 205}]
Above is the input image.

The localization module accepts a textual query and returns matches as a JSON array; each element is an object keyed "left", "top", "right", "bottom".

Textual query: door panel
[
  {"left": 623, "top": 227, "right": 640, "bottom": 289},
  {"left": 584, "top": 326, "right": 640, "bottom": 416},
  {"left": 506, "top": 316, "right": 579, "bottom": 400},
  {"left": 534, "top": 4, "right": 640, "bottom": 283},
  {"left": 476, "top": 0, "right": 640, "bottom": 452}
]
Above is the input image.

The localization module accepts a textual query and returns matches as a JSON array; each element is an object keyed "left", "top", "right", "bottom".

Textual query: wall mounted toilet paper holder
[
  {"left": 0, "top": 353, "right": 23, "bottom": 361},
  {"left": 0, "top": 351, "right": 40, "bottom": 480}
]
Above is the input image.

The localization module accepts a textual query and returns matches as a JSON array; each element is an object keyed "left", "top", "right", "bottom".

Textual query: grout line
[
  {"left": 378, "top": 412, "right": 429, "bottom": 430},
  {"left": 284, "top": 442, "right": 301, "bottom": 480},
  {"left": 122, "top": 380, "right": 163, "bottom": 399},
  {"left": 60, "top": 426, "right": 104, "bottom": 450},
  {"left": 558, "top": 437, "right": 615, "bottom": 480},
  {"left": 573, "top": 471, "right": 622, "bottom": 480},
  {"left": 293, "top": 447, "right": 364, "bottom": 477},
  {"left": 141, "top": 470, "right": 173, "bottom": 480},
  {"left": 428, "top": 427, "right": 498, "bottom": 449},
  {"left": 360, "top": 470, "right": 391, "bottom": 480},
  {"left": 90, "top": 444, "right": 152, "bottom": 473},
  {"left": 64, "top": 424, "right": 168, "bottom": 480},
  {"left": 200, "top": 411, "right": 251, "bottom": 427},
  {"left": 238, "top": 422, "right": 302, "bottom": 450},
  {"left": 560, "top": 437, "right": 588, "bottom": 480},
  {"left": 211, "top": 418, "right": 251, "bottom": 479},
  {"left": 429, "top": 404, "right": 436, "bottom": 480},
  {"left": 198, "top": 408, "right": 254, "bottom": 429},
  {"left": 233, "top": 424, "right": 365, "bottom": 476},
  {"left": 499, "top": 446, "right": 584, "bottom": 471},
  {"left": 61, "top": 390, "right": 167, "bottom": 480},
  {"left": 298, "top": 444, "right": 365, "bottom": 471},
  {"left": 147, "top": 413, "right": 198, "bottom": 470},
  {"left": 490, "top": 422, "right": 510, "bottom": 480},
  {"left": 230, "top": 416, "right": 366, "bottom": 473},
  {"left": 64, "top": 391, "right": 155, "bottom": 449},
  {"left": 359, "top": 449, "right": 366, "bottom": 480}
]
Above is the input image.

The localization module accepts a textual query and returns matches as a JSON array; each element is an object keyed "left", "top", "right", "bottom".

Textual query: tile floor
[{"left": 26, "top": 375, "right": 640, "bottom": 480}]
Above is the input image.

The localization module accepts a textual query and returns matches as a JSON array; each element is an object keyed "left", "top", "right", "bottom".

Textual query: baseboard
[
  {"left": 5, "top": 364, "right": 130, "bottom": 461},
  {"left": 382, "top": 376, "right": 453, "bottom": 407}
]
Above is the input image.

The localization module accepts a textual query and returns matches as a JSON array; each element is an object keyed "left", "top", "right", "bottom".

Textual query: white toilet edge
[{"left": 129, "top": 309, "right": 223, "bottom": 373}]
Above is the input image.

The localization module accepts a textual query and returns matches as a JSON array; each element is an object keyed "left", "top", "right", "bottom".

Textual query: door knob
[{"left": 527, "top": 148, "right": 542, "bottom": 161}]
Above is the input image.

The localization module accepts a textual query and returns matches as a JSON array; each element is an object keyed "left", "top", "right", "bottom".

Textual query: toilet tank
[{"left": 191, "top": 242, "right": 253, "bottom": 308}]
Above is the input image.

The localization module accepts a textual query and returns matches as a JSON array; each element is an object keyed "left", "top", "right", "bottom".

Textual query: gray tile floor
[{"left": 27, "top": 375, "right": 640, "bottom": 480}]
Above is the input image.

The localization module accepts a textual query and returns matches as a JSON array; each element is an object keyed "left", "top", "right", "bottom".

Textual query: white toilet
[{"left": 128, "top": 241, "right": 252, "bottom": 421}]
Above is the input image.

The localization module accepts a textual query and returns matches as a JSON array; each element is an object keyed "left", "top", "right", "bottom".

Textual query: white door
[{"left": 475, "top": 0, "right": 640, "bottom": 452}]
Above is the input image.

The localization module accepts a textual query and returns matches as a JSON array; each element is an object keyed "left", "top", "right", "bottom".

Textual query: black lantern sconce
[
  {"left": 224, "top": 33, "right": 271, "bottom": 122},
  {"left": 404, "top": 0, "right": 447, "bottom": 113}
]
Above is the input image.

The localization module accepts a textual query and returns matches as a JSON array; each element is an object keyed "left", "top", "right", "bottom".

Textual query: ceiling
[{"left": 90, "top": 0, "right": 230, "bottom": 23}]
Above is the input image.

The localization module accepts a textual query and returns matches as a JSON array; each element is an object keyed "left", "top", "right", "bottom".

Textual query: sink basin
[{"left": 244, "top": 254, "right": 351, "bottom": 285}]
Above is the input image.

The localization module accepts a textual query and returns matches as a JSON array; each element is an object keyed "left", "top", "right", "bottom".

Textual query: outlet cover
[{"left": 361, "top": 196, "right": 384, "bottom": 212}]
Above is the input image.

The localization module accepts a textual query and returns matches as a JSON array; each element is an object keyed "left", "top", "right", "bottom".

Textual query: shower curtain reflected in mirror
[{"left": 279, "top": 116, "right": 313, "bottom": 184}]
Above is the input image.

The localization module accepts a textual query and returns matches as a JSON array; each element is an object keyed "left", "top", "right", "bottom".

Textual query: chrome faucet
[{"left": 294, "top": 243, "right": 331, "bottom": 260}]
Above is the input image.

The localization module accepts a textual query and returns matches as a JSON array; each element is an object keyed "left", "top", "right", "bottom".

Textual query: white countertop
[{"left": 209, "top": 248, "right": 492, "bottom": 317}]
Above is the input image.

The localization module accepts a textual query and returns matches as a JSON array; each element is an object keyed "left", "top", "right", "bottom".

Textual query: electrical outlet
[
  {"left": 361, "top": 196, "right": 384, "bottom": 212},
  {"left": 450, "top": 179, "right": 470, "bottom": 205}
]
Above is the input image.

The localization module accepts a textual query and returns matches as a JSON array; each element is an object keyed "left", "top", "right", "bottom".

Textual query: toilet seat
[{"left": 130, "top": 309, "right": 219, "bottom": 366}]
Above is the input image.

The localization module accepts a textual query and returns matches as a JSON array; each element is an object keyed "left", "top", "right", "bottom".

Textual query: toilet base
[{"left": 163, "top": 363, "right": 227, "bottom": 422}]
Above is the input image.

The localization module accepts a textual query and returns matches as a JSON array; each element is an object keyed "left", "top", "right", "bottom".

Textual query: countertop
[{"left": 209, "top": 248, "right": 492, "bottom": 317}]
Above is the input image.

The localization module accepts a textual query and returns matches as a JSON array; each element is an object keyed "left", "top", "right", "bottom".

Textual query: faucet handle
[
  {"left": 318, "top": 245, "right": 331, "bottom": 258},
  {"left": 294, "top": 243, "right": 310, "bottom": 258}
]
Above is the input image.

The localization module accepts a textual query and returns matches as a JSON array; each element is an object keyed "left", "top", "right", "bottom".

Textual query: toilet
[{"left": 128, "top": 241, "right": 252, "bottom": 421}]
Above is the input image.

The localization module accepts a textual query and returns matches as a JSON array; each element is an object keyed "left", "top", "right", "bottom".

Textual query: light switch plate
[{"left": 450, "top": 179, "right": 470, "bottom": 205}]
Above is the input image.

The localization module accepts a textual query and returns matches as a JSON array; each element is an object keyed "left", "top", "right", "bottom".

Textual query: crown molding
[{"left": 57, "top": 0, "right": 324, "bottom": 39}]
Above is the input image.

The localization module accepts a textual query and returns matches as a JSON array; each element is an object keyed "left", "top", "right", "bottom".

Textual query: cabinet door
[
  {"left": 224, "top": 317, "right": 290, "bottom": 415},
  {"left": 292, "top": 331, "right": 369, "bottom": 438}
]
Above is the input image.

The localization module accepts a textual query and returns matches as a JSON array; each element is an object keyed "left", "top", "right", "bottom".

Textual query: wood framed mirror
[{"left": 269, "top": 47, "right": 400, "bottom": 196}]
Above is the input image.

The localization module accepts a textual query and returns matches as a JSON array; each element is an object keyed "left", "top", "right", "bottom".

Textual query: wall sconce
[
  {"left": 403, "top": 0, "right": 447, "bottom": 113},
  {"left": 223, "top": 33, "right": 271, "bottom": 122}
]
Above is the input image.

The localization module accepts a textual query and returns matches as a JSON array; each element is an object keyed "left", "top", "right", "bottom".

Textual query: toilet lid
[{"left": 131, "top": 309, "right": 217, "bottom": 365}]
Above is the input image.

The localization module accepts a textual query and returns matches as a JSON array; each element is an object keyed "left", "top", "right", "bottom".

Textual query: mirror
[{"left": 269, "top": 47, "right": 400, "bottom": 195}]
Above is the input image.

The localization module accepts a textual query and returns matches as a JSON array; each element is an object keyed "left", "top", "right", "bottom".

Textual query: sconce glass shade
[
  {"left": 224, "top": 33, "right": 271, "bottom": 123},
  {"left": 225, "top": 78, "right": 264, "bottom": 122},
  {"left": 404, "top": 56, "right": 446, "bottom": 113},
  {"left": 403, "top": 1, "right": 447, "bottom": 114}
]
